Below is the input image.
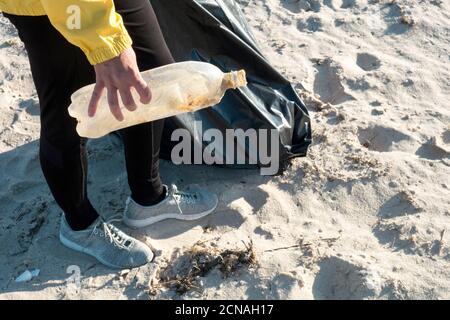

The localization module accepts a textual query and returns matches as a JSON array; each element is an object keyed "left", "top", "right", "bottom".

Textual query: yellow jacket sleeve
[{"left": 40, "top": 0, "right": 132, "bottom": 65}]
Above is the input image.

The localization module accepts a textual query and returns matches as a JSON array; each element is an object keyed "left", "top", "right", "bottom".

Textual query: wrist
[{"left": 87, "top": 31, "right": 133, "bottom": 65}]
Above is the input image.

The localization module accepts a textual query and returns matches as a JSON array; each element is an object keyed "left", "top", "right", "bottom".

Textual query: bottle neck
[{"left": 221, "top": 70, "right": 247, "bottom": 90}]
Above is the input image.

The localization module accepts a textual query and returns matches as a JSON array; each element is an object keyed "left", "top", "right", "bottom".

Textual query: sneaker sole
[
  {"left": 123, "top": 204, "right": 217, "bottom": 229},
  {"left": 59, "top": 233, "right": 154, "bottom": 269}
]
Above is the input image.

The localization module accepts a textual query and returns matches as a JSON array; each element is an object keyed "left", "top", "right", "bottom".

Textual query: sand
[{"left": 0, "top": 0, "right": 449, "bottom": 300}]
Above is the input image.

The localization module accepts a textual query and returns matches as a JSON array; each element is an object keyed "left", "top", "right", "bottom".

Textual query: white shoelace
[
  {"left": 170, "top": 184, "right": 198, "bottom": 214},
  {"left": 92, "top": 216, "right": 131, "bottom": 250}
]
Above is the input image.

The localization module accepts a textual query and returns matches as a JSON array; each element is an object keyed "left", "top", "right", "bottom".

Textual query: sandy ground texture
[{"left": 0, "top": 0, "right": 449, "bottom": 300}]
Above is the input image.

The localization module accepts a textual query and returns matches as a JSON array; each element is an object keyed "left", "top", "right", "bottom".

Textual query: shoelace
[
  {"left": 92, "top": 215, "right": 131, "bottom": 250},
  {"left": 170, "top": 184, "right": 198, "bottom": 214}
]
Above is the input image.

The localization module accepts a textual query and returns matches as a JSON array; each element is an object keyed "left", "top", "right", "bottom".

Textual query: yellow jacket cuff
[{"left": 86, "top": 30, "right": 133, "bottom": 65}]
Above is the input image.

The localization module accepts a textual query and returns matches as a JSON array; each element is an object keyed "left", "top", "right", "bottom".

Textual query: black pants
[{"left": 4, "top": 0, "right": 175, "bottom": 230}]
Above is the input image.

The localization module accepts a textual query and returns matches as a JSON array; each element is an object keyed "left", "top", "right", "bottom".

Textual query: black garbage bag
[{"left": 151, "top": 0, "right": 312, "bottom": 173}]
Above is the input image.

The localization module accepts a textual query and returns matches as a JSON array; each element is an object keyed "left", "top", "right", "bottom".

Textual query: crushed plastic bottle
[{"left": 68, "top": 61, "right": 247, "bottom": 138}]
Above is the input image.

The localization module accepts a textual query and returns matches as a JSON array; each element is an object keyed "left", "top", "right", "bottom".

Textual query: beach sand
[{"left": 0, "top": 0, "right": 449, "bottom": 299}]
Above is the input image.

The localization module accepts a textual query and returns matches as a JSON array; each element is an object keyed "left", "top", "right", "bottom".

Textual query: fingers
[
  {"left": 119, "top": 87, "right": 137, "bottom": 112},
  {"left": 133, "top": 76, "right": 152, "bottom": 104},
  {"left": 88, "top": 83, "right": 105, "bottom": 117},
  {"left": 93, "top": 49, "right": 149, "bottom": 121},
  {"left": 107, "top": 87, "right": 124, "bottom": 122}
]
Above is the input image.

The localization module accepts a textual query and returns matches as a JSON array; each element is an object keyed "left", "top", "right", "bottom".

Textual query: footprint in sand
[
  {"left": 323, "top": 0, "right": 359, "bottom": 10},
  {"left": 269, "top": 273, "right": 303, "bottom": 299},
  {"left": 281, "top": 0, "right": 321, "bottom": 13},
  {"left": 312, "top": 256, "right": 382, "bottom": 299},
  {"left": 297, "top": 16, "right": 324, "bottom": 32},
  {"left": 339, "top": 0, "right": 357, "bottom": 9},
  {"left": 2, "top": 197, "right": 49, "bottom": 256},
  {"left": 3, "top": 148, "right": 40, "bottom": 177},
  {"left": 257, "top": 184, "right": 297, "bottom": 224},
  {"left": 254, "top": 225, "right": 274, "bottom": 239},
  {"left": 18, "top": 98, "right": 40, "bottom": 116},
  {"left": 377, "top": 191, "right": 423, "bottom": 220},
  {"left": 312, "top": 58, "right": 355, "bottom": 105},
  {"left": 9, "top": 180, "right": 44, "bottom": 201},
  {"left": 415, "top": 130, "right": 450, "bottom": 160},
  {"left": 357, "top": 124, "right": 418, "bottom": 153},
  {"left": 382, "top": 2, "right": 414, "bottom": 35},
  {"left": 356, "top": 53, "right": 381, "bottom": 71},
  {"left": 415, "top": 142, "right": 449, "bottom": 160},
  {"left": 372, "top": 219, "right": 419, "bottom": 255},
  {"left": 374, "top": 219, "right": 448, "bottom": 258}
]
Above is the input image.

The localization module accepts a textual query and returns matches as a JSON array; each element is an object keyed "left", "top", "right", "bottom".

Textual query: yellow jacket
[{"left": 0, "top": 0, "right": 132, "bottom": 65}]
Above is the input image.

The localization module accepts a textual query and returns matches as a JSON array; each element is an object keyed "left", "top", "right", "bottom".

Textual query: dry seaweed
[{"left": 153, "top": 241, "right": 257, "bottom": 295}]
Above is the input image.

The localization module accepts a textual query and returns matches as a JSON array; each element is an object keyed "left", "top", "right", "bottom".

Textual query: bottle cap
[{"left": 222, "top": 70, "right": 247, "bottom": 90}]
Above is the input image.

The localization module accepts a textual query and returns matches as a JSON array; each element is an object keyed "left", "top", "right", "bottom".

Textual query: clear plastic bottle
[{"left": 68, "top": 61, "right": 247, "bottom": 138}]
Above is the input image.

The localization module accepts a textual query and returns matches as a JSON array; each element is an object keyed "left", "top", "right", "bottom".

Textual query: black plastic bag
[{"left": 151, "top": 0, "right": 312, "bottom": 173}]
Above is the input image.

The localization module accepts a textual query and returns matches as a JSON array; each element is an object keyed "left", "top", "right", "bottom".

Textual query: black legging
[{"left": 4, "top": 0, "right": 175, "bottom": 231}]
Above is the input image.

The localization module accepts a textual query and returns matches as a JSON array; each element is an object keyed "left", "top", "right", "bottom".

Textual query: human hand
[{"left": 88, "top": 48, "right": 152, "bottom": 121}]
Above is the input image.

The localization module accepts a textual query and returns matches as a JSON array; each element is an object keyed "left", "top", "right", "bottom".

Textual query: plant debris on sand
[{"left": 153, "top": 241, "right": 257, "bottom": 295}]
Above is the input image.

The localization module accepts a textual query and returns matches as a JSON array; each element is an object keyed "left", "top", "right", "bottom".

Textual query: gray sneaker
[
  {"left": 59, "top": 215, "right": 154, "bottom": 269},
  {"left": 123, "top": 184, "right": 218, "bottom": 228}
]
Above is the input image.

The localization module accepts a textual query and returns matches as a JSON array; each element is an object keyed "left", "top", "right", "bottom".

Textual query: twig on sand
[
  {"left": 264, "top": 244, "right": 302, "bottom": 253},
  {"left": 263, "top": 236, "right": 341, "bottom": 253}
]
